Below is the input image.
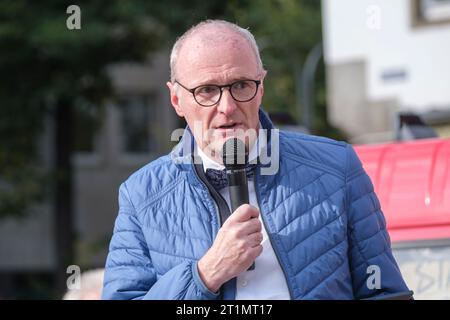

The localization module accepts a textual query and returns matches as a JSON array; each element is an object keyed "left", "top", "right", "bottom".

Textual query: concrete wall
[{"left": 326, "top": 60, "right": 398, "bottom": 143}]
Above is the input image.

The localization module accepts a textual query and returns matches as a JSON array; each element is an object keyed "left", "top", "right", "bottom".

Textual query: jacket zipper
[
  {"left": 191, "top": 161, "right": 293, "bottom": 298},
  {"left": 254, "top": 170, "right": 294, "bottom": 299},
  {"left": 191, "top": 161, "right": 235, "bottom": 300},
  {"left": 191, "top": 162, "right": 222, "bottom": 238}
]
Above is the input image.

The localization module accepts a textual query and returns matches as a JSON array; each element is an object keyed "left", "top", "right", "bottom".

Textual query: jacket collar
[{"left": 170, "top": 108, "right": 275, "bottom": 169}]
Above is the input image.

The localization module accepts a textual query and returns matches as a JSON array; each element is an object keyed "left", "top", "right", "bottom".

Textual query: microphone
[
  {"left": 222, "top": 138, "right": 249, "bottom": 211},
  {"left": 222, "top": 138, "right": 255, "bottom": 270}
]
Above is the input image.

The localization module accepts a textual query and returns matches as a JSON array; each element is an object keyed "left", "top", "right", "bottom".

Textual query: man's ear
[
  {"left": 167, "top": 81, "right": 185, "bottom": 117},
  {"left": 260, "top": 69, "right": 268, "bottom": 96}
]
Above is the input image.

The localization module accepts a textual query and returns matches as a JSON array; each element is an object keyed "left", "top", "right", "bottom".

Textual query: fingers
[
  {"left": 245, "top": 218, "right": 262, "bottom": 235},
  {"left": 230, "top": 204, "right": 259, "bottom": 222},
  {"left": 221, "top": 205, "right": 262, "bottom": 240},
  {"left": 203, "top": 204, "right": 264, "bottom": 284},
  {"left": 225, "top": 216, "right": 261, "bottom": 238},
  {"left": 248, "top": 244, "right": 263, "bottom": 260},
  {"left": 247, "top": 231, "right": 264, "bottom": 247}
]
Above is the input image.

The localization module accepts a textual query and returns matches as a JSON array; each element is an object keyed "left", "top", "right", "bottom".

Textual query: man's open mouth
[{"left": 216, "top": 122, "right": 240, "bottom": 129}]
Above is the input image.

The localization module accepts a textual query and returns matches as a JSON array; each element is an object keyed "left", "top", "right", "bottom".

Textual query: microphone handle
[
  {"left": 227, "top": 169, "right": 255, "bottom": 270},
  {"left": 229, "top": 185, "right": 249, "bottom": 212},
  {"left": 226, "top": 168, "right": 249, "bottom": 211}
]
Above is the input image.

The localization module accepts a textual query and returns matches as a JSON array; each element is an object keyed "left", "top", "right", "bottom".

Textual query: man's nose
[{"left": 216, "top": 87, "right": 237, "bottom": 115}]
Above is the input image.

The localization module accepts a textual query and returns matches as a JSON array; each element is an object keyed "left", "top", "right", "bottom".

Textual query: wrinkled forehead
[{"left": 176, "top": 30, "right": 260, "bottom": 83}]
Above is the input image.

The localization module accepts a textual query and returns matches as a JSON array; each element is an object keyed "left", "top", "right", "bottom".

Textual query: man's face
[{"left": 167, "top": 32, "right": 266, "bottom": 162}]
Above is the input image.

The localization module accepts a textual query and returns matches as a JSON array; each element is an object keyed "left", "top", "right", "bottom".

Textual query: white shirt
[{"left": 196, "top": 133, "right": 291, "bottom": 300}]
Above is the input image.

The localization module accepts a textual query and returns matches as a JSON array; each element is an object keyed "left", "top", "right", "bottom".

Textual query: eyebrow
[{"left": 194, "top": 76, "right": 257, "bottom": 87}]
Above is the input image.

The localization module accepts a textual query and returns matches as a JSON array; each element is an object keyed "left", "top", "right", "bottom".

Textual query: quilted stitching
[{"left": 102, "top": 110, "right": 409, "bottom": 300}]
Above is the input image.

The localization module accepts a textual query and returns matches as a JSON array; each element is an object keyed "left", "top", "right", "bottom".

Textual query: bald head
[
  {"left": 169, "top": 20, "right": 264, "bottom": 82},
  {"left": 166, "top": 20, "right": 266, "bottom": 164}
]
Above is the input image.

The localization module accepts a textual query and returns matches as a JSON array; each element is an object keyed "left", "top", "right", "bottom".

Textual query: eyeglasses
[{"left": 174, "top": 79, "right": 261, "bottom": 107}]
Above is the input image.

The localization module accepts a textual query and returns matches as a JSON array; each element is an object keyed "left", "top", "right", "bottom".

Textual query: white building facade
[{"left": 322, "top": 0, "right": 450, "bottom": 143}]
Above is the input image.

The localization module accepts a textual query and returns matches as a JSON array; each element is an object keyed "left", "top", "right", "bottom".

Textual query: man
[{"left": 102, "top": 20, "right": 409, "bottom": 299}]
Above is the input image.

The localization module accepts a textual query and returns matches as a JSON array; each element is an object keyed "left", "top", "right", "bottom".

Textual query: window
[
  {"left": 413, "top": 0, "right": 450, "bottom": 26},
  {"left": 117, "top": 94, "right": 157, "bottom": 154}
]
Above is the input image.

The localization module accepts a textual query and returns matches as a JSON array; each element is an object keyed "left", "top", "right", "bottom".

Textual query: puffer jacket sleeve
[
  {"left": 102, "top": 183, "right": 219, "bottom": 300},
  {"left": 345, "top": 144, "right": 410, "bottom": 299}
]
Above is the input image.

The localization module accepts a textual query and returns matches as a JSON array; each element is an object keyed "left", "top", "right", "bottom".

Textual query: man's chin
[
  {"left": 203, "top": 138, "right": 255, "bottom": 162},
  {"left": 212, "top": 127, "right": 257, "bottom": 143}
]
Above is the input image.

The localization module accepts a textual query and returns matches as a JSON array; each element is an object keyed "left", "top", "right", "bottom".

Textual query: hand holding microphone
[
  {"left": 222, "top": 138, "right": 257, "bottom": 270},
  {"left": 197, "top": 138, "right": 262, "bottom": 292},
  {"left": 197, "top": 204, "right": 263, "bottom": 292}
]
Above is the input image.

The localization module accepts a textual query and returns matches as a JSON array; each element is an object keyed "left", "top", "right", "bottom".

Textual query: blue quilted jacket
[{"left": 102, "top": 109, "right": 409, "bottom": 300}]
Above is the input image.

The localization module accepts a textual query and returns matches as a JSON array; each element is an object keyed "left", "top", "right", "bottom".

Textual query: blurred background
[{"left": 0, "top": 0, "right": 449, "bottom": 299}]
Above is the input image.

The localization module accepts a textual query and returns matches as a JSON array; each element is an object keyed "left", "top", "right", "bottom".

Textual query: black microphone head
[{"left": 222, "top": 138, "right": 248, "bottom": 169}]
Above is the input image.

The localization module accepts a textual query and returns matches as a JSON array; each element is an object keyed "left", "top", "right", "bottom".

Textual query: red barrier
[{"left": 355, "top": 138, "right": 450, "bottom": 243}]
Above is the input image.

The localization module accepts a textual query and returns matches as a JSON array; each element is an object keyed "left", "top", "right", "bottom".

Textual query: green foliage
[
  {"left": 229, "top": 1, "right": 345, "bottom": 139},
  {"left": 0, "top": 1, "right": 170, "bottom": 218},
  {"left": 0, "top": 0, "right": 345, "bottom": 218}
]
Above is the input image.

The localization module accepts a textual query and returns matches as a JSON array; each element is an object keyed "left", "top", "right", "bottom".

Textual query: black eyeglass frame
[{"left": 174, "top": 79, "right": 261, "bottom": 107}]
